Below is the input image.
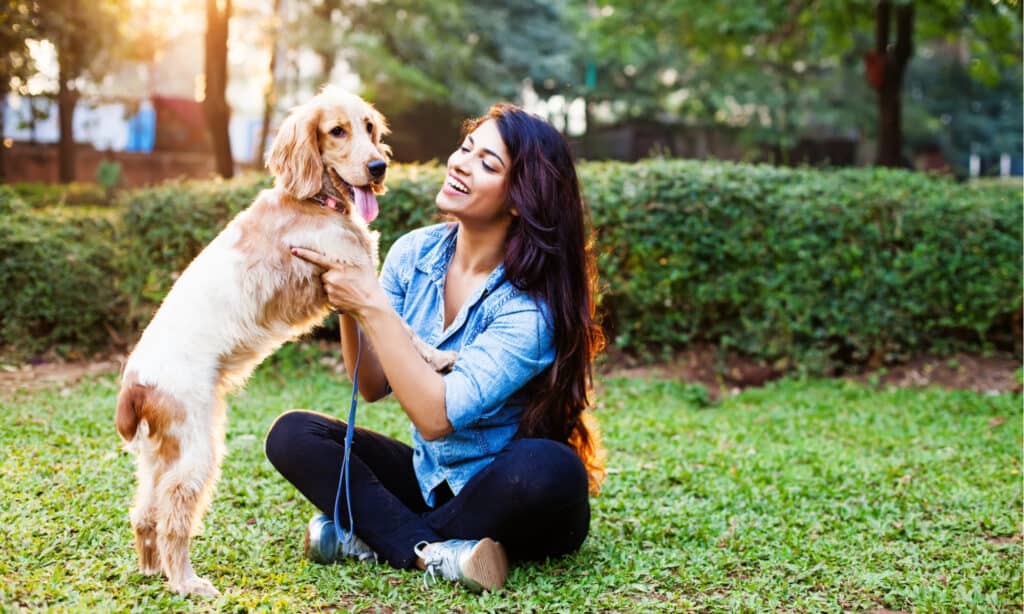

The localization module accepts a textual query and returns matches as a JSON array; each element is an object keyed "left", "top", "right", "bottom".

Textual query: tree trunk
[
  {"left": 873, "top": 1, "right": 914, "bottom": 168},
  {"left": 204, "top": 0, "right": 234, "bottom": 178},
  {"left": 57, "top": 56, "right": 78, "bottom": 183},
  {"left": 314, "top": 0, "right": 339, "bottom": 78},
  {"left": 257, "top": 0, "right": 282, "bottom": 166},
  {"left": 0, "top": 78, "right": 7, "bottom": 182}
]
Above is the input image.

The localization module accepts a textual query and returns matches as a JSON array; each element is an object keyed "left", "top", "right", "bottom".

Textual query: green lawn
[{"left": 1, "top": 344, "right": 1020, "bottom": 612}]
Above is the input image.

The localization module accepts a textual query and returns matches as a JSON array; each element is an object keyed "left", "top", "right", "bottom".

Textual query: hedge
[
  {"left": 1, "top": 162, "right": 1020, "bottom": 371},
  {"left": 585, "top": 162, "right": 1021, "bottom": 368},
  {"left": 0, "top": 188, "right": 122, "bottom": 358}
]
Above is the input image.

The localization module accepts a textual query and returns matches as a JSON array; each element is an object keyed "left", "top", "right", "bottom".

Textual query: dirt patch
[
  {"left": 848, "top": 352, "right": 1021, "bottom": 394},
  {"left": 0, "top": 354, "right": 123, "bottom": 396},
  {"left": 2, "top": 345, "right": 1019, "bottom": 399},
  {"left": 600, "top": 344, "right": 1021, "bottom": 400}
]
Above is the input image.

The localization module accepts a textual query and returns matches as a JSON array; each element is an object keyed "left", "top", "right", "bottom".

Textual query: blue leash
[{"left": 332, "top": 327, "right": 361, "bottom": 545}]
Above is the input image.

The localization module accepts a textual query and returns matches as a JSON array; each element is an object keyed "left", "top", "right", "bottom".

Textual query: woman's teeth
[{"left": 448, "top": 178, "right": 469, "bottom": 194}]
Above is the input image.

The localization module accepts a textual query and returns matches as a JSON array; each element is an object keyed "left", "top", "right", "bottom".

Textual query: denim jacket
[{"left": 379, "top": 222, "right": 555, "bottom": 507}]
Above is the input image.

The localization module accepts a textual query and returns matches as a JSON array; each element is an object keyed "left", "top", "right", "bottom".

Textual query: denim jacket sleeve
[
  {"left": 378, "top": 232, "right": 415, "bottom": 315},
  {"left": 443, "top": 300, "right": 555, "bottom": 431}
]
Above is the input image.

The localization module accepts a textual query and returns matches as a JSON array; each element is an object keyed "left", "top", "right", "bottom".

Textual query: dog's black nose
[{"left": 368, "top": 159, "right": 387, "bottom": 178}]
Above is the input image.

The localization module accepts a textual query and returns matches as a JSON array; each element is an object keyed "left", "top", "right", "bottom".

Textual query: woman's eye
[
  {"left": 330, "top": 126, "right": 345, "bottom": 137},
  {"left": 459, "top": 145, "right": 470, "bottom": 153},
  {"left": 482, "top": 161, "right": 494, "bottom": 172}
]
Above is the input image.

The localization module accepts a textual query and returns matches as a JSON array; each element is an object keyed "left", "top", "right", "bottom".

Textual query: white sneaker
[{"left": 414, "top": 538, "right": 508, "bottom": 592}]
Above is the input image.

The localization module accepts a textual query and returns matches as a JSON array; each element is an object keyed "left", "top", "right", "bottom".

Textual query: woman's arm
[
  {"left": 291, "top": 246, "right": 452, "bottom": 440},
  {"left": 353, "top": 295, "right": 451, "bottom": 440}
]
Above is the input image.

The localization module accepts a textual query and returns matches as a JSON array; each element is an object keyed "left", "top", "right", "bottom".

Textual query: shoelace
[
  {"left": 340, "top": 534, "right": 378, "bottom": 563},
  {"left": 414, "top": 541, "right": 455, "bottom": 589}
]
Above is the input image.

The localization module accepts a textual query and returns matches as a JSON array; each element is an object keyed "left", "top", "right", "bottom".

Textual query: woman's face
[{"left": 436, "top": 119, "right": 514, "bottom": 226}]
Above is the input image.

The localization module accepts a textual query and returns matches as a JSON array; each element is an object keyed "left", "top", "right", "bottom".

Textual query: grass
[{"left": 1, "top": 343, "right": 1020, "bottom": 612}]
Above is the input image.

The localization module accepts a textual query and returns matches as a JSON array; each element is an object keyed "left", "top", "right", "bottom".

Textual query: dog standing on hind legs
[{"left": 115, "top": 86, "right": 454, "bottom": 597}]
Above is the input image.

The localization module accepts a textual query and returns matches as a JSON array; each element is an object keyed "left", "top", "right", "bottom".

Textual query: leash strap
[{"left": 333, "top": 326, "right": 361, "bottom": 545}]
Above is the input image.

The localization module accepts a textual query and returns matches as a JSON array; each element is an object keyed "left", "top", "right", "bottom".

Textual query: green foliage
[
  {"left": 284, "top": 0, "right": 577, "bottom": 116},
  {"left": 905, "top": 54, "right": 1023, "bottom": 176},
  {"left": 1, "top": 360, "right": 1020, "bottom": 610},
  {"left": 2, "top": 161, "right": 1020, "bottom": 369},
  {"left": 95, "top": 160, "right": 122, "bottom": 195},
  {"left": 9, "top": 181, "right": 110, "bottom": 207},
  {"left": 584, "top": 0, "right": 1022, "bottom": 156},
  {"left": 0, "top": 186, "right": 121, "bottom": 358}
]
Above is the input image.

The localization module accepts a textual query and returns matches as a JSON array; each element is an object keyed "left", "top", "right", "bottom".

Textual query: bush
[
  {"left": 0, "top": 187, "right": 122, "bottom": 358},
  {"left": 583, "top": 161, "right": 1021, "bottom": 370},
  {"left": 10, "top": 182, "right": 111, "bottom": 207},
  {"left": 3, "top": 161, "right": 1020, "bottom": 370}
]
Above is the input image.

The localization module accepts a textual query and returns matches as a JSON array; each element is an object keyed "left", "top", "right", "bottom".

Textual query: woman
[{"left": 265, "top": 103, "right": 605, "bottom": 592}]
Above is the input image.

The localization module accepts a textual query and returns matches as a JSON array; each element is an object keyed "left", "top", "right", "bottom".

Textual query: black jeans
[{"left": 264, "top": 410, "right": 591, "bottom": 569}]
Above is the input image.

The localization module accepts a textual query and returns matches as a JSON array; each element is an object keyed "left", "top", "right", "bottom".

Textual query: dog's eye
[
  {"left": 365, "top": 122, "right": 373, "bottom": 135},
  {"left": 330, "top": 126, "right": 345, "bottom": 137}
]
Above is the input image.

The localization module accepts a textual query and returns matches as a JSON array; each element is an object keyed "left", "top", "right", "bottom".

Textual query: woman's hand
[{"left": 289, "top": 247, "right": 386, "bottom": 319}]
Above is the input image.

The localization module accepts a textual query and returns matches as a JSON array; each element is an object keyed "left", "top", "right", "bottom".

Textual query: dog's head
[{"left": 267, "top": 86, "right": 391, "bottom": 222}]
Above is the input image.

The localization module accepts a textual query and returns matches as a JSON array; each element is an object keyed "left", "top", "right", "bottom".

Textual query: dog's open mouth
[{"left": 327, "top": 169, "right": 379, "bottom": 223}]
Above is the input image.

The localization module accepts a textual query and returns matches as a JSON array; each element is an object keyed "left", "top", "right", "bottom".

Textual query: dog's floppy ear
[{"left": 267, "top": 104, "right": 323, "bottom": 199}]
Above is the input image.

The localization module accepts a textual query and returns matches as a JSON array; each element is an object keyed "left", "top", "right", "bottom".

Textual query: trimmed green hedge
[
  {"left": 586, "top": 162, "right": 1021, "bottom": 368},
  {"left": 0, "top": 188, "right": 122, "bottom": 358},
  {"left": 1, "top": 162, "right": 1020, "bottom": 371}
]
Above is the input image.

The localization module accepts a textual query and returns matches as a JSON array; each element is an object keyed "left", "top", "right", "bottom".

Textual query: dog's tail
[{"left": 115, "top": 382, "right": 147, "bottom": 441}]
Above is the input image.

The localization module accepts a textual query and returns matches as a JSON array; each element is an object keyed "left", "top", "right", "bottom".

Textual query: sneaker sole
[{"left": 460, "top": 538, "right": 509, "bottom": 592}]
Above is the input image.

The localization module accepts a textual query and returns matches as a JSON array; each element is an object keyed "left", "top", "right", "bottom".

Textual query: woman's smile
[{"left": 443, "top": 173, "right": 471, "bottom": 196}]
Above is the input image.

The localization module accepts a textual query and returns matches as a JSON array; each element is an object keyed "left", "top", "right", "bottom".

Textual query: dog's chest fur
[{"left": 124, "top": 188, "right": 378, "bottom": 395}]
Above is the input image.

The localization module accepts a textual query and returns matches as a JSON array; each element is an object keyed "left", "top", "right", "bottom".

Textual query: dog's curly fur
[{"left": 115, "top": 87, "right": 451, "bottom": 597}]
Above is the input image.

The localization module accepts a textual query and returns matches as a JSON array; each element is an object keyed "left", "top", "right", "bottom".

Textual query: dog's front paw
[
  {"left": 430, "top": 350, "right": 457, "bottom": 374},
  {"left": 171, "top": 574, "right": 220, "bottom": 598}
]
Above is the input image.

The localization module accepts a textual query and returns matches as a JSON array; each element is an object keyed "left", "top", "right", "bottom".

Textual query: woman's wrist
[{"left": 350, "top": 287, "right": 391, "bottom": 325}]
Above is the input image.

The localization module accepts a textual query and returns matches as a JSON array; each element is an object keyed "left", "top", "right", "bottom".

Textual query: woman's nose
[{"left": 449, "top": 150, "right": 470, "bottom": 173}]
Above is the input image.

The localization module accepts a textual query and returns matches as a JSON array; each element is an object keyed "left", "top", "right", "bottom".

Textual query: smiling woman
[{"left": 268, "top": 103, "right": 606, "bottom": 593}]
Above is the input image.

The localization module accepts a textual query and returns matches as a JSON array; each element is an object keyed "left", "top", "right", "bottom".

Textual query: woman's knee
[
  {"left": 500, "top": 439, "right": 589, "bottom": 506},
  {"left": 264, "top": 410, "right": 339, "bottom": 471}
]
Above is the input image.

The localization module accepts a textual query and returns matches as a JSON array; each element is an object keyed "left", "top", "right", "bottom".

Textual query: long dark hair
[{"left": 465, "top": 104, "right": 606, "bottom": 492}]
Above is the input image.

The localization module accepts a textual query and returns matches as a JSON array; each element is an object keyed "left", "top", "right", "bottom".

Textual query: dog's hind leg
[
  {"left": 129, "top": 445, "right": 163, "bottom": 575},
  {"left": 155, "top": 409, "right": 224, "bottom": 598}
]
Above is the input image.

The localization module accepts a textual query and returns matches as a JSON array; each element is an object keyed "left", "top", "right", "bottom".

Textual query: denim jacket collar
[{"left": 417, "top": 223, "right": 508, "bottom": 343}]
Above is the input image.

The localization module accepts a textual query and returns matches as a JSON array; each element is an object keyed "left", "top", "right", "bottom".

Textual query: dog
[{"left": 115, "top": 86, "right": 454, "bottom": 596}]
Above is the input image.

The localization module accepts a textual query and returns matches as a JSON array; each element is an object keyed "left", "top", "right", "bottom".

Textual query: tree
[
  {"left": 256, "top": 0, "right": 282, "bottom": 166},
  {"left": 0, "top": 0, "right": 39, "bottom": 180},
  {"left": 904, "top": 47, "right": 1023, "bottom": 175},
  {"left": 584, "top": 0, "right": 1022, "bottom": 165},
  {"left": 867, "top": 1, "right": 914, "bottom": 166},
  {"left": 204, "top": 0, "right": 233, "bottom": 178},
  {"left": 37, "top": 0, "right": 123, "bottom": 183},
  {"left": 277, "top": 0, "right": 579, "bottom": 160}
]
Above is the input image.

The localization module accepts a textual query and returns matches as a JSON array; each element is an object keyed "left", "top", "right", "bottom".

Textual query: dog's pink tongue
[{"left": 353, "top": 186, "right": 379, "bottom": 223}]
